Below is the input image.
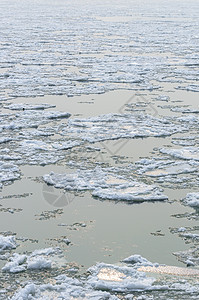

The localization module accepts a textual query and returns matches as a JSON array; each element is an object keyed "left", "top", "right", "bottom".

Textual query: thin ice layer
[{"left": 43, "top": 167, "right": 168, "bottom": 202}]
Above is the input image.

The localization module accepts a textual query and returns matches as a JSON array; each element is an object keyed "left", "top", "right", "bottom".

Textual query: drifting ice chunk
[
  {"left": 2, "top": 247, "right": 59, "bottom": 273},
  {"left": 27, "top": 257, "right": 52, "bottom": 270},
  {"left": 183, "top": 193, "right": 199, "bottom": 208},
  {"left": 30, "top": 247, "right": 61, "bottom": 257},
  {"left": 87, "top": 263, "right": 158, "bottom": 292},
  {"left": 43, "top": 167, "right": 168, "bottom": 202},
  {"left": 0, "top": 235, "right": 17, "bottom": 251},
  {"left": 61, "top": 113, "right": 185, "bottom": 143},
  {"left": 0, "top": 162, "right": 20, "bottom": 188},
  {"left": 160, "top": 147, "right": 199, "bottom": 161},
  {"left": 0, "top": 110, "right": 71, "bottom": 132},
  {"left": 92, "top": 186, "right": 168, "bottom": 202},
  {"left": 122, "top": 255, "right": 154, "bottom": 266},
  {"left": 2, "top": 253, "right": 27, "bottom": 273},
  {"left": 135, "top": 158, "right": 197, "bottom": 177}
]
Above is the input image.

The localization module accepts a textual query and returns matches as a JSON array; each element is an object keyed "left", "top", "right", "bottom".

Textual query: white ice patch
[
  {"left": 155, "top": 95, "right": 170, "bottom": 102},
  {"left": 27, "top": 257, "right": 52, "bottom": 270},
  {"left": 0, "top": 235, "right": 17, "bottom": 251},
  {"left": 171, "top": 107, "right": 199, "bottom": 114},
  {"left": 174, "top": 248, "right": 199, "bottom": 267},
  {"left": 87, "top": 263, "right": 160, "bottom": 292},
  {"left": 2, "top": 247, "right": 60, "bottom": 273},
  {"left": 183, "top": 193, "right": 199, "bottom": 208},
  {"left": 14, "top": 139, "right": 81, "bottom": 166},
  {"left": 61, "top": 113, "right": 185, "bottom": 143},
  {"left": 122, "top": 255, "right": 155, "bottom": 266},
  {"left": 43, "top": 167, "right": 168, "bottom": 202},
  {"left": 0, "top": 162, "right": 20, "bottom": 188},
  {"left": 0, "top": 110, "right": 71, "bottom": 132},
  {"left": 30, "top": 247, "right": 61, "bottom": 257},
  {"left": 10, "top": 256, "right": 199, "bottom": 299},
  {"left": 135, "top": 158, "right": 197, "bottom": 177},
  {"left": 160, "top": 147, "right": 199, "bottom": 161},
  {"left": 11, "top": 279, "right": 118, "bottom": 300},
  {"left": 177, "top": 84, "right": 199, "bottom": 92},
  {"left": 2, "top": 253, "right": 27, "bottom": 273}
]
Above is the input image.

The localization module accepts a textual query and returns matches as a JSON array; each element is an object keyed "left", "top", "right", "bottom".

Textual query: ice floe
[
  {"left": 160, "top": 147, "right": 199, "bottom": 161},
  {"left": 87, "top": 263, "right": 159, "bottom": 292},
  {"left": 2, "top": 247, "right": 61, "bottom": 273},
  {"left": 182, "top": 193, "right": 199, "bottom": 208},
  {"left": 11, "top": 280, "right": 118, "bottom": 300},
  {"left": 0, "top": 163, "right": 20, "bottom": 189},
  {"left": 174, "top": 248, "right": 199, "bottom": 267},
  {"left": 61, "top": 113, "right": 185, "bottom": 143},
  {"left": 135, "top": 158, "right": 197, "bottom": 177},
  {"left": 122, "top": 254, "right": 154, "bottom": 266},
  {"left": 43, "top": 167, "right": 168, "bottom": 202},
  {"left": 0, "top": 235, "right": 17, "bottom": 252},
  {"left": 0, "top": 110, "right": 71, "bottom": 132}
]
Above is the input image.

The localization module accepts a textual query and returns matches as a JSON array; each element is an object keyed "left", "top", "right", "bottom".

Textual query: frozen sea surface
[
  {"left": 0, "top": 0, "right": 199, "bottom": 99},
  {"left": 1, "top": 0, "right": 199, "bottom": 299}
]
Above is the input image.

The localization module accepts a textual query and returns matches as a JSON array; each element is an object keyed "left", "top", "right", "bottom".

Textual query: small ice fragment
[
  {"left": 178, "top": 227, "right": 186, "bottom": 232},
  {"left": 0, "top": 235, "right": 17, "bottom": 251},
  {"left": 27, "top": 257, "right": 52, "bottom": 270}
]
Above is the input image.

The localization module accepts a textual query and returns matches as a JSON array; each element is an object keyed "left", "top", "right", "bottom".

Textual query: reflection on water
[{"left": 98, "top": 268, "right": 127, "bottom": 282}]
